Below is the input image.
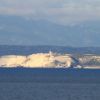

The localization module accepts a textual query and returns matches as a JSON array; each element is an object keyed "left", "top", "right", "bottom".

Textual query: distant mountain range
[
  {"left": 0, "top": 45, "right": 100, "bottom": 56},
  {"left": 0, "top": 15, "right": 100, "bottom": 46}
]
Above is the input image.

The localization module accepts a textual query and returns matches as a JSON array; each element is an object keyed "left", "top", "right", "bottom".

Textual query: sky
[
  {"left": 0, "top": 0, "right": 100, "bottom": 25},
  {"left": 0, "top": 0, "right": 100, "bottom": 46}
]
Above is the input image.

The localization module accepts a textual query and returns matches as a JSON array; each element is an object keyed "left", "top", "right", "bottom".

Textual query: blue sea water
[{"left": 0, "top": 68, "right": 100, "bottom": 100}]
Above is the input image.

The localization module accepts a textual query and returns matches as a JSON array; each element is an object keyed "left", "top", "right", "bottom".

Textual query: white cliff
[
  {"left": 0, "top": 52, "right": 77, "bottom": 68},
  {"left": 0, "top": 52, "right": 100, "bottom": 69}
]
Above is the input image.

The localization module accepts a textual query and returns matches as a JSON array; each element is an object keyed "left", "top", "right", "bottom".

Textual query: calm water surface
[{"left": 0, "top": 68, "right": 100, "bottom": 100}]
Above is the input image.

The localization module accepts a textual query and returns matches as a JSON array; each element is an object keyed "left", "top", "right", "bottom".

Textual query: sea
[{"left": 0, "top": 68, "right": 100, "bottom": 100}]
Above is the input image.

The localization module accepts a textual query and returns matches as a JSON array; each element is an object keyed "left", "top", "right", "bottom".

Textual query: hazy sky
[
  {"left": 0, "top": 0, "right": 100, "bottom": 46},
  {"left": 0, "top": 0, "right": 100, "bottom": 25}
]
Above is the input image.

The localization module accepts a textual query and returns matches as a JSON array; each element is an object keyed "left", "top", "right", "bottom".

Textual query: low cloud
[{"left": 0, "top": 0, "right": 100, "bottom": 25}]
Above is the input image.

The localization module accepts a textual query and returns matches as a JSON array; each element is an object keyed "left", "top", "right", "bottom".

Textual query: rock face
[
  {"left": 78, "top": 54, "right": 100, "bottom": 68},
  {"left": 0, "top": 52, "right": 79, "bottom": 68},
  {"left": 0, "top": 55, "right": 26, "bottom": 67}
]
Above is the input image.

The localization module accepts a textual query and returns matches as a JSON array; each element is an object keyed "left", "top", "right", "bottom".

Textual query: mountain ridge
[{"left": 0, "top": 45, "right": 100, "bottom": 56}]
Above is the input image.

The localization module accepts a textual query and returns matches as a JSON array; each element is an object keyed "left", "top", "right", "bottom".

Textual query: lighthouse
[{"left": 49, "top": 51, "right": 54, "bottom": 63}]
